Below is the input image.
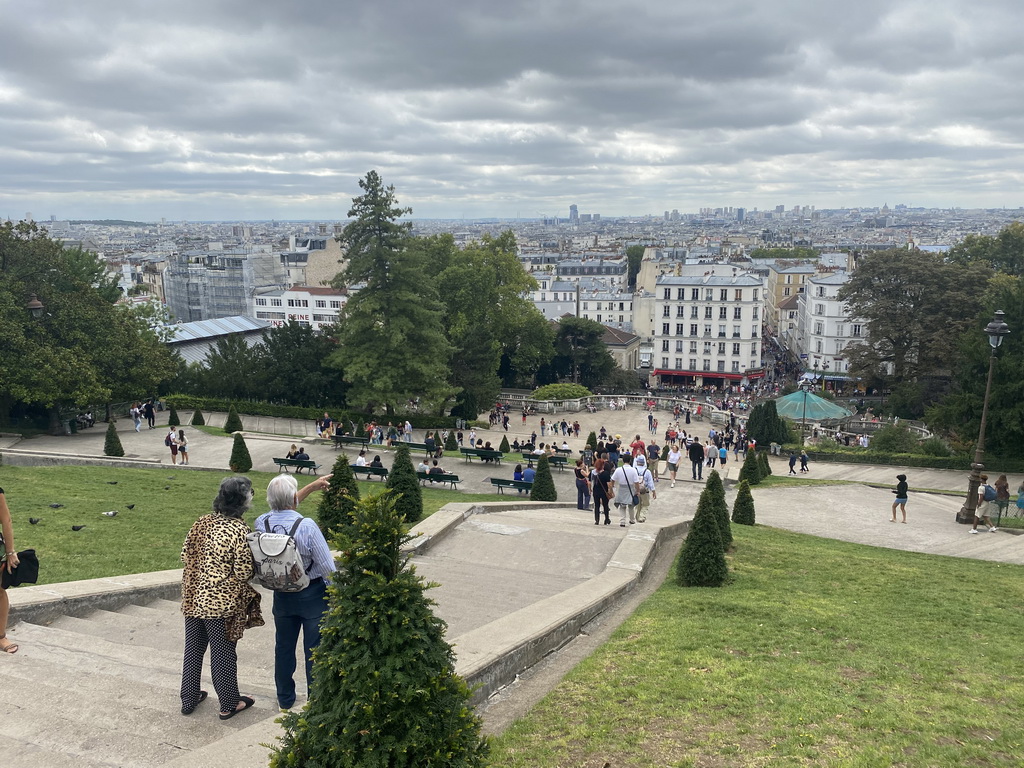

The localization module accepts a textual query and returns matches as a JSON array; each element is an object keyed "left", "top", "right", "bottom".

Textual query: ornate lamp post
[
  {"left": 799, "top": 380, "right": 812, "bottom": 444},
  {"left": 26, "top": 293, "right": 44, "bottom": 319},
  {"left": 956, "top": 311, "right": 1010, "bottom": 524}
]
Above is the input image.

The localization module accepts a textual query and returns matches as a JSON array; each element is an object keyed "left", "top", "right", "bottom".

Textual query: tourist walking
[
  {"left": 634, "top": 455, "right": 656, "bottom": 522},
  {"left": 180, "top": 476, "right": 263, "bottom": 719},
  {"left": 891, "top": 474, "right": 908, "bottom": 523},
  {"left": 688, "top": 439, "right": 705, "bottom": 481},
  {"left": 994, "top": 474, "right": 1010, "bottom": 519},
  {"left": 611, "top": 455, "right": 641, "bottom": 527},
  {"left": 0, "top": 487, "right": 21, "bottom": 654},
  {"left": 799, "top": 450, "right": 809, "bottom": 473},
  {"left": 592, "top": 458, "right": 612, "bottom": 525},
  {"left": 971, "top": 474, "right": 998, "bottom": 533},
  {"left": 254, "top": 474, "right": 334, "bottom": 711},
  {"left": 574, "top": 459, "right": 591, "bottom": 510},
  {"left": 666, "top": 443, "right": 682, "bottom": 487}
]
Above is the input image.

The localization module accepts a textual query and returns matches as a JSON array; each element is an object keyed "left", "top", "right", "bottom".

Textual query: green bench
[
  {"left": 332, "top": 435, "right": 369, "bottom": 450},
  {"left": 489, "top": 478, "right": 533, "bottom": 495},
  {"left": 416, "top": 471, "right": 461, "bottom": 489},
  {"left": 273, "top": 458, "right": 322, "bottom": 475},
  {"left": 352, "top": 465, "right": 389, "bottom": 481},
  {"left": 519, "top": 453, "right": 568, "bottom": 471},
  {"left": 405, "top": 441, "right": 435, "bottom": 456},
  {"left": 459, "top": 447, "right": 503, "bottom": 464}
]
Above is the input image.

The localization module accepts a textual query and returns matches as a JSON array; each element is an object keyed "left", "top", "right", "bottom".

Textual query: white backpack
[{"left": 247, "top": 517, "right": 310, "bottom": 592}]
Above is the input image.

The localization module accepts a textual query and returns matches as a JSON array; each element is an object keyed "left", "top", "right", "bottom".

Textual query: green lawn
[
  {"left": 0, "top": 465, "right": 495, "bottom": 585},
  {"left": 490, "top": 524, "right": 1024, "bottom": 767}
]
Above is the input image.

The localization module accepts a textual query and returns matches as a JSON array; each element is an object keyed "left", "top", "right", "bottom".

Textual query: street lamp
[
  {"left": 799, "top": 380, "right": 813, "bottom": 445},
  {"left": 26, "top": 293, "right": 44, "bottom": 319},
  {"left": 820, "top": 361, "right": 830, "bottom": 392},
  {"left": 956, "top": 310, "right": 1010, "bottom": 524}
]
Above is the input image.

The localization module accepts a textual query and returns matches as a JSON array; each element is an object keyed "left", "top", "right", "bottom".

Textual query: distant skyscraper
[
  {"left": 569, "top": 204, "right": 579, "bottom": 224},
  {"left": 736, "top": 208, "right": 746, "bottom": 222}
]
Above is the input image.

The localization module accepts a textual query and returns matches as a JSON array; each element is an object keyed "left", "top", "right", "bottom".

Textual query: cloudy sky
[{"left": 2, "top": 0, "right": 1023, "bottom": 221}]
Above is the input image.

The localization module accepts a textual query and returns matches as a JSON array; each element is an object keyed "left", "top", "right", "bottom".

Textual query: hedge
[{"left": 802, "top": 449, "right": 1024, "bottom": 473}]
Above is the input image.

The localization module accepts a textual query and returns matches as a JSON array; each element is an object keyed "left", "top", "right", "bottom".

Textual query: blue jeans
[
  {"left": 576, "top": 479, "right": 591, "bottom": 509},
  {"left": 272, "top": 578, "right": 328, "bottom": 709}
]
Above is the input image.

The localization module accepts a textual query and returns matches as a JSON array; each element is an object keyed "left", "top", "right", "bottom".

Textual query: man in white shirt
[{"left": 611, "top": 455, "right": 641, "bottom": 527}]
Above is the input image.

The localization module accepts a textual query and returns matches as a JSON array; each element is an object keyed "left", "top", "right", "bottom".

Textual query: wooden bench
[
  {"left": 273, "top": 458, "right": 322, "bottom": 475},
  {"left": 416, "top": 471, "right": 461, "bottom": 489},
  {"left": 332, "top": 435, "right": 369, "bottom": 450},
  {"left": 554, "top": 447, "right": 573, "bottom": 456},
  {"left": 459, "top": 447, "right": 503, "bottom": 464},
  {"left": 489, "top": 478, "right": 533, "bottom": 495},
  {"left": 352, "top": 465, "right": 389, "bottom": 481},
  {"left": 519, "top": 453, "right": 568, "bottom": 471},
  {"left": 405, "top": 441, "right": 434, "bottom": 456}
]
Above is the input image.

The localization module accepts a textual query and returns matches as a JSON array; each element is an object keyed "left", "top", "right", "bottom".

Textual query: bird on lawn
[
  {"left": 71, "top": 525, "right": 86, "bottom": 531},
  {"left": 103, "top": 510, "right": 117, "bottom": 517},
  {"left": 29, "top": 518, "right": 41, "bottom": 525},
  {"left": 164, "top": 486, "right": 171, "bottom": 490},
  {"left": 126, "top": 504, "right": 135, "bottom": 510},
  {"left": 48, "top": 503, "right": 64, "bottom": 509},
  {"left": 106, "top": 481, "right": 118, "bottom": 485}
]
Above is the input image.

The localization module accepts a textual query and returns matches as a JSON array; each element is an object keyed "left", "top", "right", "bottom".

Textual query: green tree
[
  {"left": 745, "top": 401, "right": 790, "bottom": 445},
  {"left": 870, "top": 424, "right": 918, "bottom": 453},
  {"left": 499, "top": 309, "right": 556, "bottom": 388},
  {"left": 947, "top": 222, "right": 1024, "bottom": 275},
  {"left": 260, "top": 321, "right": 348, "bottom": 408},
  {"left": 749, "top": 247, "right": 819, "bottom": 260},
  {"left": 190, "top": 409, "right": 205, "bottom": 426},
  {"left": 758, "top": 450, "right": 772, "bottom": 478},
  {"left": 271, "top": 492, "right": 488, "bottom": 768},
  {"left": 445, "top": 430, "right": 459, "bottom": 452},
  {"left": 103, "top": 421, "right": 124, "bottom": 457},
  {"left": 228, "top": 433, "right": 252, "bottom": 472},
  {"left": 329, "top": 171, "right": 453, "bottom": 415},
  {"left": 223, "top": 404, "right": 243, "bottom": 433},
  {"left": 317, "top": 453, "right": 360, "bottom": 537},
  {"left": 676, "top": 489, "right": 727, "bottom": 587},
  {"left": 738, "top": 450, "right": 762, "bottom": 485},
  {"left": 732, "top": 480, "right": 756, "bottom": 525},
  {"left": 167, "top": 406, "right": 180, "bottom": 428},
  {"left": 626, "top": 245, "right": 644, "bottom": 290},
  {"left": 199, "top": 335, "right": 265, "bottom": 402},
  {"left": 705, "top": 470, "right": 732, "bottom": 550},
  {"left": 498, "top": 434, "right": 510, "bottom": 453},
  {"left": 530, "top": 455, "right": 557, "bottom": 501},
  {"left": 544, "top": 316, "right": 615, "bottom": 389},
  {"left": 586, "top": 431, "right": 598, "bottom": 451},
  {"left": 385, "top": 443, "right": 423, "bottom": 523}
]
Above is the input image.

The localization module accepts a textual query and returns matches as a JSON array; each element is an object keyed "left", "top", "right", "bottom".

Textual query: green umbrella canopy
[{"left": 774, "top": 391, "right": 854, "bottom": 421}]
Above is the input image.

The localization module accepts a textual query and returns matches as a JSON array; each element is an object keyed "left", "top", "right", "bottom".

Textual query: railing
[{"left": 499, "top": 392, "right": 735, "bottom": 426}]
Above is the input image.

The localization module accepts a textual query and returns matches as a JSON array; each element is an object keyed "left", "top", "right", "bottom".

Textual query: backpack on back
[
  {"left": 247, "top": 517, "right": 310, "bottom": 592},
  {"left": 982, "top": 484, "right": 997, "bottom": 502}
]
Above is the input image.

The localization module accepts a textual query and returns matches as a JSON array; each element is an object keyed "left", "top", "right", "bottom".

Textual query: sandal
[
  {"left": 181, "top": 690, "right": 208, "bottom": 715},
  {"left": 0, "top": 636, "right": 18, "bottom": 654},
  {"left": 219, "top": 695, "right": 255, "bottom": 720}
]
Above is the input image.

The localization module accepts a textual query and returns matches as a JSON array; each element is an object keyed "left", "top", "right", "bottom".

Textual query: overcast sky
[{"left": 2, "top": 0, "right": 1023, "bottom": 221}]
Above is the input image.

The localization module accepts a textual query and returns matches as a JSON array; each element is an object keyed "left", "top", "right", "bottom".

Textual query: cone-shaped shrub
[
  {"left": 167, "top": 406, "right": 180, "bottom": 427},
  {"left": 103, "top": 421, "right": 124, "bottom": 457},
  {"left": 317, "top": 453, "right": 360, "bottom": 537},
  {"left": 676, "top": 488, "right": 727, "bottom": 587},
  {"left": 732, "top": 479, "right": 756, "bottom": 525},
  {"left": 190, "top": 409, "right": 206, "bottom": 426},
  {"left": 661, "top": 444, "right": 670, "bottom": 461},
  {"left": 434, "top": 430, "right": 443, "bottom": 444},
  {"left": 386, "top": 442, "right": 423, "bottom": 523},
  {"left": 445, "top": 430, "right": 459, "bottom": 452},
  {"left": 586, "top": 431, "right": 598, "bottom": 452},
  {"left": 223, "top": 404, "right": 243, "bottom": 433},
  {"left": 270, "top": 492, "right": 488, "bottom": 768},
  {"left": 355, "top": 421, "right": 365, "bottom": 438},
  {"left": 705, "top": 470, "right": 732, "bottom": 550},
  {"left": 228, "top": 432, "right": 252, "bottom": 472},
  {"left": 498, "top": 434, "right": 510, "bottom": 453},
  {"left": 531, "top": 454, "right": 557, "bottom": 501},
  {"left": 738, "top": 449, "right": 762, "bottom": 485},
  {"left": 758, "top": 450, "right": 772, "bottom": 477}
]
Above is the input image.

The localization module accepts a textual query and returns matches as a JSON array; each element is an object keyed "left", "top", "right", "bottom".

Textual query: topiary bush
[
  {"left": 586, "top": 431, "right": 598, "bottom": 452},
  {"left": 705, "top": 470, "right": 732, "bottom": 550},
  {"left": 270, "top": 492, "right": 488, "bottom": 768},
  {"left": 732, "top": 479, "right": 756, "bottom": 525},
  {"left": 531, "top": 383, "right": 593, "bottom": 401},
  {"left": 498, "top": 434, "right": 510, "bottom": 453},
  {"left": 445, "top": 430, "right": 459, "bottom": 452},
  {"left": 167, "top": 406, "right": 180, "bottom": 428},
  {"left": 661, "top": 444, "right": 670, "bottom": 461},
  {"left": 103, "top": 421, "right": 124, "bottom": 457},
  {"left": 738, "top": 449, "right": 762, "bottom": 485},
  {"left": 317, "top": 453, "right": 360, "bottom": 538},
  {"left": 223, "top": 404, "right": 243, "bottom": 433},
  {"left": 228, "top": 433, "right": 252, "bottom": 472},
  {"left": 758, "top": 450, "right": 772, "bottom": 477},
  {"left": 190, "top": 409, "right": 205, "bottom": 426},
  {"left": 385, "top": 443, "right": 423, "bottom": 523},
  {"left": 531, "top": 455, "right": 558, "bottom": 501},
  {"left": 676, "top": 488, "right": 727, "bottom": 587}
]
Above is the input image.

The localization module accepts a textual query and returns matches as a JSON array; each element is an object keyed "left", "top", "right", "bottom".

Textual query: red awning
[{"left": 652, "top": 369, "right": 766, "bottom": 381}]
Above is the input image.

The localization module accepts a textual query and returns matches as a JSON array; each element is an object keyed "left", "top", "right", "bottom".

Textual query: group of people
[
  {"left": 129, "top": 400, "right": 157, "bottom": 431},
  {"left": 179, "top": 473, "right": 334, "bottom": 719},
  {"left": 575, "top": 452, "right": 657, "bottom": 526}
]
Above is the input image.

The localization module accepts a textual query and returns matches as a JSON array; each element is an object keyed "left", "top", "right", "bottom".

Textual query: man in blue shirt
[
  {"left": 254, "top": 474, "right": 335, "bottom": 711},
  {"left": 523, "top": 465, "right": 537, "bottom": 483}
]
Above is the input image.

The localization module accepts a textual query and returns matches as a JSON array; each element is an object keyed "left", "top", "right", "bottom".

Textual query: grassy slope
[{"left": 491, "top": 524, "right": 1024, "bottom": 767}]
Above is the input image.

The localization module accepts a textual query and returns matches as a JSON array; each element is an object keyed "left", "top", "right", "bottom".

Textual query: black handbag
[{"left": 2, "top": 549, "right": 39, "bottom": 588}]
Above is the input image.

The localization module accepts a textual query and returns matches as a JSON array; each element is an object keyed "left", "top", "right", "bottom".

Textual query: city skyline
[{"left": 2, "top": 0, "right": 1024, "bottom": 221}]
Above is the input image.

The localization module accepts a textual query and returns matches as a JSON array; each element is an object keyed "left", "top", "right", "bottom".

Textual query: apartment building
[{"left": 251, "top": 286, "right": 347, "bottom": 332}]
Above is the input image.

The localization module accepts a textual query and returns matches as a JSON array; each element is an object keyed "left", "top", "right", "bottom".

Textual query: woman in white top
[
  {"left": 666, "top": 443, "right": 682, "bottom": 487},
  {"left": 355, "top": 450, "right": 368, "bottom": 467},
  {"left": 177, "top": 430, "right": 189, "bottom": 465}
]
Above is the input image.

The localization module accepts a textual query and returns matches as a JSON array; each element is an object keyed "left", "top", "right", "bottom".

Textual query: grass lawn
[
  {"left": 0, "top": 465, "right": 496, "bottom": 585},
  {"left": 491, "top": 524, "right": 1024, "bottom": 767}
]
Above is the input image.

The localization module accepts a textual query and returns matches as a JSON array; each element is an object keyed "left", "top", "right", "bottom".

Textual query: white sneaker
[
  {"left": 969, "top": 529, "right": 979, "bottom": 534},
  {"left": 671, "top": 482, "right": 675, "bottom": 488},
  {"left": 990, "top": 527, "right": 998, "bottom": 532}
]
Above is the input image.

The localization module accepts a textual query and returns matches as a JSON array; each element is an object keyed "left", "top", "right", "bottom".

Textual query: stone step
[{"left": 0, "top": 731, "right": 116, "bottom": 768}]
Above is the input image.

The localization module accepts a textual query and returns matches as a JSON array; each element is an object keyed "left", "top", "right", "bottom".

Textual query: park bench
[
  {"left": 405, "top": 441, "right": 436, "bottom": 456},
  {"left": 554, "top": 446, "right": 573, "bottom": 456},
  {"left": 332, "top": 435, "right": 369, "bottom": 450},
  {"left": 519, "top": 453, "right": 568, "bottom": 472},
  {"left": 273, "top": 457, "right": 322, "bottom": 475},
  {"left": 352, "top": 465, "right": 389, "bottom": 481},
  {"left": 459, "top": 447, "right": 503, "bottom": 464},
  {"left": 416, "top": 471, "right": 461, "bottom": 489},
  {"left": 489, "top": 478, "right": 534, "bottom": 495}
]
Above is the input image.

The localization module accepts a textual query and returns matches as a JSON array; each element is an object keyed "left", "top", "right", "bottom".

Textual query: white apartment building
[
  {"left": 650, "top": 272, "right": 766, "bottom": 387},
  {"left": 251, "top": 285, "right": 347, "bottom": 332},
  {"left": 578, "top": 287, "right": 633, "bottom": 332},
  {"left": 531, "top": 278, "right": 577, "bottom": 320},
  {"left": 793, "top": 271, "right": 866, "bottom": 381}
]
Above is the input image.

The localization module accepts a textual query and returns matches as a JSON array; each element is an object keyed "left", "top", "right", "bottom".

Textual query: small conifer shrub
[
  {"left": 167, "top": 406, "right": 180, "bottom": 428},
  {"left": 531, "top": 455, "right": 558, "bottom": 501},
  {"left": 103, "top": 421, "right": 124, "bottom": 457},
  {"left": 190, "top": 409, "right": 206, "bottom": 426},
  {"left": 676, "top": 489, "right": 727, "bottom": 587},
  {"left": 738, "top": 449, "right": 762, "bottom": 485},
  {"left": 758, "top": 450, "right": 772, "bottom": 477},
  {"left": 586, "top": 431, "right": 599, "bottom": 452},
  {"left": 705, "top": 470, "right": 732, "bottom": 550},
  {"left": 228, "top": 432, "right": 252, "bottom": 472},
  {"left": 445, "top": 430, "right": 459, "bottom": 452},
  {"left": 498, "top": 434, "right": 510, "bottom": 453},
  {"left": 223, "top": 404, "right": 243, "bottom": 433},
  {"left": 317, "top": 453, "right": 360, "bottom": 537},
  {"left": 732, "top": 479, "right": 756, "bottom": 525},
  {"left": 385, "top": 442, "right": 423, "bottom": 523}
]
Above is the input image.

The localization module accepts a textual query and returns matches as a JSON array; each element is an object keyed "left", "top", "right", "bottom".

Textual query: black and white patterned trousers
[{"left": 180, "top": 616, "right": 240, "bottom": 714}]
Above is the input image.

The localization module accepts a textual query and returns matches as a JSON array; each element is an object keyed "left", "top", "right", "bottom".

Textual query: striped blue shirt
[{"left": 252, "top": 509, "right": 337, "bottom": 582}]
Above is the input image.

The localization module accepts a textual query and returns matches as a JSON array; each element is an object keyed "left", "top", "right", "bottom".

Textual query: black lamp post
[
  {"left": 956, "top": 310, "right": 1010, "bottom": 524},
  {"left": 799, "top": 380, "right": 812, "bottom": 444}
]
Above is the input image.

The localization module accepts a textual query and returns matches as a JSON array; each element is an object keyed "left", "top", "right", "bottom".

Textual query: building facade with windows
[
  {"left": 649, "top": 272, "right": 766, "bottom": 387},
  {"left": 793, "top": 271, "right": 866, "bottom": 381},
  {"left": 764, "top": 261, "right": 816, "bottom": 337},
  {"left": 579, "top": 288, "right": 633, "bottom": 332},
  {"left": 251, "top": 286, "right": 347, "bottom": 331}
]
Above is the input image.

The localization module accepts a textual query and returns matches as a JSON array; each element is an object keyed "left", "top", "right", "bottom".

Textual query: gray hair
[
  {"left": 213, "top": 476, "right": 253, "bottom": 519},
  {"left": 267, "top": 474, "right": 299, "bottom": 512}
]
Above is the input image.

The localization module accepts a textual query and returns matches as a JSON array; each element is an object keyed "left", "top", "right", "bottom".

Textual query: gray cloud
[{"left": 1, "top": 0, "right": 1023, "bottom": 220}]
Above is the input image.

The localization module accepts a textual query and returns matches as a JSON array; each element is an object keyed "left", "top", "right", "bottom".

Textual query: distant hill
[{"left": 69, "top": 219, "right": 153, "bottom": 227}]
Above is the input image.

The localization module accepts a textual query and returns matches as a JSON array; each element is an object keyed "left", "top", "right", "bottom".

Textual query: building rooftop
[{"left": 167, "top": 315, "right": 270, "bottom": 344}]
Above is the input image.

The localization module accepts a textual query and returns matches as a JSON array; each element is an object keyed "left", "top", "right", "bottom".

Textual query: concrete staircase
[{"left": 2, "top": 596, "right": 288, "bottom": 767}]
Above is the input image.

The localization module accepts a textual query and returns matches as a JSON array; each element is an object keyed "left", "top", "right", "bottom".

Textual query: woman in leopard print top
[{"left": 179, "top": 476, "right": 263, "bottom": 719}]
